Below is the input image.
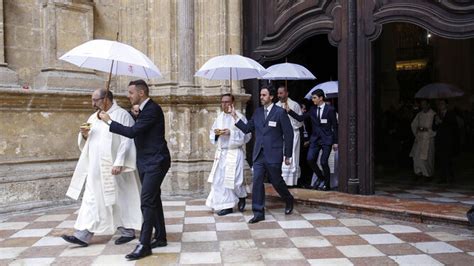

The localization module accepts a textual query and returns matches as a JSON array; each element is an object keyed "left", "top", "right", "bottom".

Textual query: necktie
[
  {"left": 264, "top": 107, "right": 268, "bottom": 120},
  {"left": 316, "top": 107, "right": 321, "bottom": 122}
]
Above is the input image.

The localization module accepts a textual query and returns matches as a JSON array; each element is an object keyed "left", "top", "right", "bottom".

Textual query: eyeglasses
[{"left": 92, "top": 97, "right": 105, "bottom": 102}]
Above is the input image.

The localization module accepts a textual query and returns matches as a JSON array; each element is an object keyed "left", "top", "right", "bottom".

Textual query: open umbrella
[
  {"left": 262, "top": 62, "right": 316, "bottom": 80},
  {"left": 305, "top": 81, "right": 338, "bottom": 99},
  {"left": 195, "top": 54, "right": 267, "bottom": 90},
  {"left": 415, "top": 83, "right": 464, "bottom": 99},
  {"left": 59, "top": 39, "right": 162, "bottom": 89}
]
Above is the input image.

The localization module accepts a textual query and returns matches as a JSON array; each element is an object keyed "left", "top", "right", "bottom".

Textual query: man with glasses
[
  {"left": 206, "top": 94, "right": 251, "bottom": 216},
  {"left": 62, "top": 88, "right": 142, "bottom": 248}
]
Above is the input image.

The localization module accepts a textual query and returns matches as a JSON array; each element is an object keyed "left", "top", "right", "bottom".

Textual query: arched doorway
[{"left": 372, "top": 22, "right": 474, "bottom": 201}]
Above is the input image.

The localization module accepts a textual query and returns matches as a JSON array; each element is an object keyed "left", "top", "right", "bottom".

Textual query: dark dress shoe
[
  {"left": 61, "top": 235, "right": 88, "bottom": 247},
  {"left": 125, "top": 244, "right": 152, "bottom": 260},
  {"left": 115, "top": 236, "right": 135, "bottom": 245},
  {"left": 248, "top": 215, "right": 265, "bottom": 224},
  {"left": 150, "top": 238, "right": 167, "bottom": 249},
  {"left": 285, "top": 199, "right": 294, "bottom": 215},
  {"left": 238, "top": 197, "right": 246, "bottom": 212},
  {"left": 217, "top": 208, "right": 233, "bottom": 216}
]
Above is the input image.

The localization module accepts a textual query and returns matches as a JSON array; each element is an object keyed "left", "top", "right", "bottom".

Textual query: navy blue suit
[
  {"left": 289, "top": 104, "right": 338, "bottom": 187},
  {"left": 235, "top": 104, "right": 294, "bottom": 217},
  {"left": 109, "top": 99, "right": 171, "bottom": 245}
]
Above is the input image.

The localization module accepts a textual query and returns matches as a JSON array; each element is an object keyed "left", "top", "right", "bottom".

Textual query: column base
[
  {"left": 0, "top": 64, "right": 19, "bottom": 87},
  {"left": 34, "top": 69, "right": 104, "bottom": 92}
]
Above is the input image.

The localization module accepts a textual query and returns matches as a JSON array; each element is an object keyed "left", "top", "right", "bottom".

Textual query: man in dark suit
[
  {"left": 99, "top": 80, "right": 171, "bottom": 260},
  {"left": 231, "top": 85, "right": 295, "bottom": 223},
  {"left": 287, "top": 89, "right": 338, "bottom": 191}
]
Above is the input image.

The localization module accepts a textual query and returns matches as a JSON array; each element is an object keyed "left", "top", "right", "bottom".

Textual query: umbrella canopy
[
  {"left": 415, "top": 83, "right": 464, "bottom": 99},
  {"left": 59, "top": 39, "right": 162, "bottom": 79},
  {"left": 262, "top": 62, "right": 316, "bottom": 80},
  {"left": 195, "top": 54, "right": 267, "bottom": 80},
  {"left": 305, "top": 81, "right": 339, "bottom": 99}
]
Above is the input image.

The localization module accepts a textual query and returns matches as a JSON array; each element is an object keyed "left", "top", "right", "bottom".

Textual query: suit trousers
[
  {"left": 138, "top": 165, "right": 169, "bottom": 245},
  {"left": 252, "top": 151, "right": 293, "bottom": 217},
  {"left": 307, "top": 142, "right": 332, "bottom": 183}
]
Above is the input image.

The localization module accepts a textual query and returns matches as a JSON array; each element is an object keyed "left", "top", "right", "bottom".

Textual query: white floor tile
[
  {"left": 425, "top": 197, "right": 458, "bottom": 203},
  {"left": 389, "top": 254, "right": 443, "bottom": 265},
  {"left": 426, "top": 231, "right": 469, "bottom": 241},
  {"left": 317, "top": 227, "right": 355, "bottom": 236},
  {"left": 179, "top": 252, "right": 221, "bottom": 264},
  {"left": 301, "top": 213, "right": 335, "bottom": 220},
  {"left": 152, "top": 242, "right": 181, "bottom": 253},
  {"left": 35, "top": 214, "right": 70, "bottom": 222},
  {"left": 380, "top": 225, "right": 421, "bottom": 233},
  {"left": 216, "top": 222, "right": 249, "bottom": 231},
  {"left": 436, "top": 192, "right": 465, "bottom": 197},
  {"left": 162, "top": 201, "right": 186, "bottom": 206},
  {"left": 259, "top": 247, "right": 304, "bottom": 260},
  {"left": 394, "top": 193, "right": 423, "bottom": 199},
  {"left": 290, "top": 236, "right": 332, "bottom": 248},
  {"left": 250, "top": 229, "right": 287, "bottom": 239},
  {"left": 221, "top": 248, "right": 262, "bottom": 263},
  {"left": 185, "top": 205, "right": 212, "bottom": 211},
  {"left": 9, "top": 257, "right": 56, "bottom": 266},
  {"left": 336, "top": 245, "right": 384, "bottom": 257},
  {"left": 411, "top": 241, "right": 463, "bottom": 254},
  {"left": 277, "top": 220, "right": 313, "bottom": 229},
  {"left": 360, "top": 233, "right": 404, "bottom": 244},
  {"left": 10, "top": 228, "right": 52, "bottom": 238},
  {"left": 92, "top": 255, "right": 136, "bottom": 265},
  {"left": 166, "top": 224, "right": 184, "bottom": 233},
  {"left": 339, "top": 218, "right": 375, "bottom": 227},
  {"left": 308, "top": 258, "right": 354, "bottom": 266},
  {"left": 59, "top": 244, "right": 106, "bottom": 257},
  {"left": 181, "top": 231, "right": 218, "bottom": 242},
  {"left": 164, "top": 211, "right": 185, "bottom": 218},
  {"left": 56, "top": 220, "right": 76, "bottom": 229},
  {"left": 0, "top": 247, "right": 28, "bottom": 259},
  {"left": 184, "top": 216, "right": 215, "bottom": 224},
  {"left": 33, "top": 236, "right": 68, "bottom": 246},
  {"left": 0, "top": 222, "right": 29, "bottom": 230},
  {"left": 219, "top": 239, "right": 256, "bottom": 251}
]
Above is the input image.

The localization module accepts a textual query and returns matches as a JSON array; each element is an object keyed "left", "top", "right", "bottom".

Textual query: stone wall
[{"left": 0, "top": 0, "right": 250, "bottom": 213}]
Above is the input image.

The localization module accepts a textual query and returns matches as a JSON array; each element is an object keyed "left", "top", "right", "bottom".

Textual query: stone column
[
  {"left": 177, "top": 0, "right": 195, "bottom": 86},
  {"left": 0, "top": 0, "right": 19, "bottom": 87},
  {"left": 34, "top": 0, "right": 102, "bottom": 91}
]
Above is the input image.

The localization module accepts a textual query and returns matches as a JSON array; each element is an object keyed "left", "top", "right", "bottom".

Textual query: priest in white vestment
[
  {"left": 410, "top": 100, "right": 436, "bottom": 178},
  {"left": 62, "top": 89, "right": 142, "bottom": 247},
  {"left": 276, "top": 86, "right": 303, "bottom": 186},
  {"left": 206, "top": 94, "right": 251, "bottom": 216}
]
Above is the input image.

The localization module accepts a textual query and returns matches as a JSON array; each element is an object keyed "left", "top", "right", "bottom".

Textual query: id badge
[
  {"left": 268, "top": 121, "right": 277, "bottom": 127},
  {"left": 320, "top": 118, "right": 328, "bottom": 124}
]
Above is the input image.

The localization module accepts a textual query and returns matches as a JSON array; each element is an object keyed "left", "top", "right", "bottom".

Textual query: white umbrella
[
  {"left": 415, "top": 83, "right": 464, "bottom": 99},
  {"left": 305, "top": 81, "right": 339, "bottom": 99},
  {"left": 195, "top": 54, "right": 267, "bottom": 81},
  {"left": 59, "top": 39, "right": 162, "bottom": 82},
  {"left": 262, "top": 62, "right": 316, "bottom": 80}
]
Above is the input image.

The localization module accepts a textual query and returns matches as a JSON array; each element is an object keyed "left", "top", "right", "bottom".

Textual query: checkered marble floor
[
  {"left": 1, "top": 198, "right": 474, "bottom": 265},
  {"left": 375, "top": 182, "right": 474, "bottom": 206}
]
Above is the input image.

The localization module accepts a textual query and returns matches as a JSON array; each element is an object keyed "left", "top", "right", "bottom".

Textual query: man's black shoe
[
  {"left": 125, "top": 244, "right": 152, "bottom": 260},
  {"left": 238, "top": 197, "right": 246, "bottom": 212},
  {"left": 150, "top": 239, "right": 167, "bottom": 249},
  {"left": 248, "top": 215, "right": 265, "bottom": 224},
  {"left": 285, "top": 199, "right": 294, "bottom": 215},
  {"left": 115, "top": 236, "right": 135, "bottom": 245},
  {"left": 61, "top": 235, "right": 88, "bottom": 247},
  {"left": 217, "top": 208, "right": 233, "bottom": 216}
]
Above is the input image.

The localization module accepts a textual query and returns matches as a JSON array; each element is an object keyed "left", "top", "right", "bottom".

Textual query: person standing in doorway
[{"left": 276, "top": 85, "right": 303, "bottom": 187}]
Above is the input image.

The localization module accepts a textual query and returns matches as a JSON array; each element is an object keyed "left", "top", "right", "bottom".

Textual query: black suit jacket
[
  {"left": 110, "top": 99, "right": 170, "bottom": 173},
  {"left": 235, "top": 104, "right": 294, "bottom": 164},
  {"left": 289, "top": 104, "right": 338, "bottom": 145}
]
